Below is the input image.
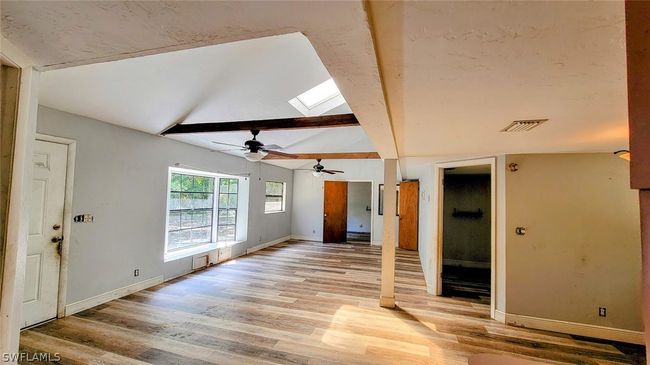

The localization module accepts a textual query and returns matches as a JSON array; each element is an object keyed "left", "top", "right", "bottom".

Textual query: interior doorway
[
  {"left": 440, "top": 165, "right": 491, "bottom": 303},
  {"left": 346, "top": 182, "right": 372, "bottom": 243},
  {"left": 323, "top": 180, "right": 373, "bottom": 244},
  {"left": 435, "top": 158, "right": 496, "bottom": 318}
]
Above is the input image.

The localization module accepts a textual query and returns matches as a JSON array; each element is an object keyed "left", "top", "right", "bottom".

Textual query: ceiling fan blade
[
  {"left": 323, "top": 170, "right": 344, "bottom": 173},
  {"left": 262, "top": 144, "right": 283, "bottom": 150},
  {"left": 322, "top": 170, "right": 337, "bottom": 175},
  {"left": 211, "top": 148, "right": 245, "bottom": 152},
  {"left": 211, "top": 141, "right": 245, "bottom": 148},
  {"left": 264, "top": 150, "right": 298, "bottom": 159}
]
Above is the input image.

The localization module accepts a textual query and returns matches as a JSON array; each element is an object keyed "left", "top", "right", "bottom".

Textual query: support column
[
  {"left": 380, "top": 159, "right": 397, "bottom": 308},
  {"left": 625, "top": 0, "right": 650, "bottom": 357}
]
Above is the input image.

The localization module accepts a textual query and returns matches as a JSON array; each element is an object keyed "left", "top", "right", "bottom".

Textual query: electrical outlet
[
  {"left": 598, "top": 307, "right": 606, "bottom": 317},
  {"left": 134, "top": 269, "right": 139, "bottom": 277}
]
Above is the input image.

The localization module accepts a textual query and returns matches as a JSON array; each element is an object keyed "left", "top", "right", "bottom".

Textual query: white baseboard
[
  {"left": 291, "top": 235, "right": 322, "bottom": 242},
  {"left": 65, "top": 275, "right": 163, "bottom": 316},
  {"left": 246, "top": 235, "right": 291, "bottom": 254},
  {"left": 494, "top": 309, "right": 506, "bottom": 323},
  {"left": 442, "top": 259, "right": 490, "bottom": 269},
  {"left": 505, "top": 313, "right": 644, "bottom": 345}
]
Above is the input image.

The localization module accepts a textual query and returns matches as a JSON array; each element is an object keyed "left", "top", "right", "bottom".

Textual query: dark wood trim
[
  {"left": 263, "top": 152, "right": 380, "bottom": 160},
  {"left": 161, "top": 114, "right": 359, "bottom": 135},
  {"left": 626, "top": 0, "right": 650, "bottom": 189}
]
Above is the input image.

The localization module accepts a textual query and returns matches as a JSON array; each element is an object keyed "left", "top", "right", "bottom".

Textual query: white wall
[
  {"left": 291, "top": 159, "right": 397, "bottom": 245},
  {"left": 505, "top": 153, "right": 641, "bottom": 331},
  {"left": 36, "top": 106, "right": 293, "bottom": 304},
  {"left": 347, "top": 182, "right": 371, "bottom": 233}
]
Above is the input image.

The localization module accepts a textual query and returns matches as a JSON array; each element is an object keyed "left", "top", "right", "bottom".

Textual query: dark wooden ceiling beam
[
  {"left": 263, "top": 152, "right": 381, "bottom": 160},
  {"left": 161, "top": 113, "right": 359, "bottom": 135}
]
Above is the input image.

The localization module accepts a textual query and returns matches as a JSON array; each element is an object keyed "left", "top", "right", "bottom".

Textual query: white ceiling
[
  {"left": 369, "top": 1, "right": 629, "bottom": 161},
  {"left": 37, "top": 32, "right": 373, "bottom": 169},
  {"left": 3, "top": 1, "right": 632, "bottom": 176},
  {"left": 1, "top": 0, "right": 397, "bottom": 159}
]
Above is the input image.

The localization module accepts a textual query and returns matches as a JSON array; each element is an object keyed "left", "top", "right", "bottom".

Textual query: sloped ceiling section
[
  {"left": 368, "top": 1, "right": 628, "bottom": 160},
  {"left": 1, "top": 0, "right": 398, "bottom": 159}
]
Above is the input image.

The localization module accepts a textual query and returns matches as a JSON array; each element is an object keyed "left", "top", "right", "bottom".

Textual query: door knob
[
  {"left": 51, "top": 236, "right": 64, "bottom": 243},
  {"left": 324, "top": 214, "right": 328, "bottom": 217}
]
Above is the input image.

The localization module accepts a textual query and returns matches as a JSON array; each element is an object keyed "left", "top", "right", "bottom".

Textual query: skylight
[
  {"left": 296, "top": 79, "right": 341, "bottom": 109},
  {"left": 288, "top": 78, "right": 347, "bottom": 117}
]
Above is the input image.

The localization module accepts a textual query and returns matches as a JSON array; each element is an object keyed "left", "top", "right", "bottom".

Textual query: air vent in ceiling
[{"left": 501, "top": 119, "right": 548, "bottom": 132}]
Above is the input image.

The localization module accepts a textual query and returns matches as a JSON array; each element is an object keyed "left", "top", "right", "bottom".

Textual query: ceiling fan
[
  {"left": 298, "top": 159, "right": 345, "bottom": 177},
  {"left": 211, "top": 130, "right": 298, "bottom": 162}
]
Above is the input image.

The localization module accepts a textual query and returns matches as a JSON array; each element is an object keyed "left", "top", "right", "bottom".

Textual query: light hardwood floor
[{"left": 20, "top": 240, "right": 645, "bottom": 364}]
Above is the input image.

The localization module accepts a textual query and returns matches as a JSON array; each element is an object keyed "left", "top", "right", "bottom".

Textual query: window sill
[
  {"left": 264, "top": 210, "right": 286, "bottom": 215},
  {"left": 164, "top": 240, "right": 243, "bottom": 263}
]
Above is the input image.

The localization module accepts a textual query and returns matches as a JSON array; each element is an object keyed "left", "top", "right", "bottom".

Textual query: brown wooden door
[
  {"left": 323, "top": 181, "right": 348, "bottom": 243},
  {"left": 399, "top": 180, "right": 419, "bottom": 250}
]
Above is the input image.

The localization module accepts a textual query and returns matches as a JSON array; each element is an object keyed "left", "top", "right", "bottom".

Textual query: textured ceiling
[
  {"left": 2, "top": 1, "right": 630, "bottom": 176},
  {"left": 1, "top": 0, "right": 398, "bottom": 159},
  {"left": 369, "top": 1, "right": 628, "bottom": 162},
  {"left": 36, "top": 33, "right": 374, "bottom": 169}
]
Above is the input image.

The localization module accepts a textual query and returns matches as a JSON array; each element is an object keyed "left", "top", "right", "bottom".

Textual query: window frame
[
  {"left": 164, "top": 167, "right": 244, "bottom": 259},
  {"left": 264, "top": 181, "right": 286, "bottom": 214},
  {"left": 216, "top": 178, "right": 239, "bottom": 242},
  {"left": 166, "top": 171, "right": 217, "bottom": 254}
]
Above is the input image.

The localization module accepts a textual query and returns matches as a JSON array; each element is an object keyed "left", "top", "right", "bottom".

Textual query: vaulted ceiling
[
  {"left": 1, "top": 1, "right": 630, "bottom": 176},
  {"left": 36, "top": 33, "right": 373, "bottom": 169},
  {"left": 1, "top": 0, "right": 397, "bottom": 167}
]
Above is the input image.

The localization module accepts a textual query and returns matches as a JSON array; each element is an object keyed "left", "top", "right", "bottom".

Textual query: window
[
  {"left": 296, "top": 79, "right": 341, "bottom": 109},
  {"left": 265, "top": 181, "right": 286, "bottom": 213},
  {"left": 166, "top": 168, "right": 246, "bottom": 258},
  {"left": 288, "top": 78, "right": 347, "bottom": 117},
  {"left": 167, "top": 173, "right": 215, "bottom": 252},
  {"left": 217, "top": 178, "right": 238, "bottom": 241}
]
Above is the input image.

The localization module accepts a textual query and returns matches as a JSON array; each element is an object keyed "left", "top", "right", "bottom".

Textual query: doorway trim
[
  {"left": 35, "top": 133, "right": 76, "bottom": 319},
  {"left": 1, "top": 35, "right": 40, "bottom": 355},
  {"left": 434, "top": 157, "right": 496, "bottom": 319}
]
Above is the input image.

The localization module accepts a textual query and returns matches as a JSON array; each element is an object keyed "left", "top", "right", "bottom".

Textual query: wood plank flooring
[{"left": 20, "top": 240, "right": 645, "bottom": 364}]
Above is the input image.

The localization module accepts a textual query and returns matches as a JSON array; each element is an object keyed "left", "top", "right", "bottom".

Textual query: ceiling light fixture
[
  {"left": 614, "top": 150, "right": 631, "bottom": 161},
  {"left": 243, "top": 150, "right": 268, "bottom": 162},
  {"left": 312, "top": 170, "right": 324, "bottom": 177}
]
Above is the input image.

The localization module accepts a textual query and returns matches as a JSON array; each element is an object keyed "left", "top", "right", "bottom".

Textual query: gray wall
[
  {"left": 506, "top": 153, "right": 641, "bottom": 331},
  {"left": 36, "top": 106, "right": 293, "bottom": 304},
  {"left": 347, "top": 182, "right": 371, "bottom": 233},
  {"left": 442, "top": 174, "right": 491, "bottom": 267}
]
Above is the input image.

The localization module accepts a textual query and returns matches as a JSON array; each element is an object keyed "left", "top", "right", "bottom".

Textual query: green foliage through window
[
  {"left": 217, "top": 178, "right": 238, "bottom": 242},
  {"left": 167, "top": 173, "right": 215, "bottom": 252},
  {"left": 265, "top": 181, "right": 285, "bottom": 213}
]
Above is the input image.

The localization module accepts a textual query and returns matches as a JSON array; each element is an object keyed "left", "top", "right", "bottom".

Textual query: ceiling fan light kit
[
  {"left": 212, "top": 129, "right": 298, "bottom": 161},
  {"left": 243, "top": 150, "right": 267, "bottom": 162},
  {"left": 299, "top": 159, "right": 345, "bottom": 177}
]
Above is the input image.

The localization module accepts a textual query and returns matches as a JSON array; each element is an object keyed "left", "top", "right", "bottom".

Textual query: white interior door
[{"left": 22, "top": 140, "right": 67, "bottom": 328}]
